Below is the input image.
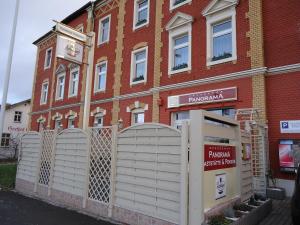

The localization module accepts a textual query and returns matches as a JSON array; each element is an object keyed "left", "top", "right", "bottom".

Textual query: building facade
[
  {"left": 29, "top": 0, "right": 300, "bottom": 193},
  {"left": 1, "top": 99, "right": 31, "bottom": 149}
]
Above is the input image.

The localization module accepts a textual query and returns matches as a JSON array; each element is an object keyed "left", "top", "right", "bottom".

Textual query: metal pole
[{"left": 0, "top": 0, "right": 20, "bottom": 138}]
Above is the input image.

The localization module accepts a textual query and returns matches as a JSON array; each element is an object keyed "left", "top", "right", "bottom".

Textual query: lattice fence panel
[
  {"left": 38, "top": 130, "right": 55, "bottom": 186},
  {"left": 88, "top": 127, "right": 113, "bottom": 204}
]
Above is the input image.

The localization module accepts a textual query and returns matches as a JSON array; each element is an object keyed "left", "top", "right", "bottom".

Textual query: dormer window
[
  {"left": 166, "top": 12, "right": 193, "bottom": 75},
  {"left": 202, "top": 0, "right": 238, "bottom": 66},
  {"left": 134, "top": 0, "right": 149, "bottom": 30}
]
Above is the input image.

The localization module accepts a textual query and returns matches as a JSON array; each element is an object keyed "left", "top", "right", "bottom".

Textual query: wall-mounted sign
[
  {"left": 204, "top": 145, "right": 236, "bottom": 171},
  {"left": 56, "top": 35, "right": 84, "bottom": 64},
  {"left": 168, "top": 87, "right": 237, "bottom": 108},
  {"left": 56, "top": 22, "right": 87, "bottom": 42},
  {"left": 216, "top": 173, "right": 226, "bottom": 200},
  {"left": 280, "top": 120, "right": 300, "bottom": 133}
]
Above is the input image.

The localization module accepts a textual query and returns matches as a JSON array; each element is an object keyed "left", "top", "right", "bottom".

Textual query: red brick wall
[
  {"left": 266, "top": 72, "right": 300, "bottom": 179},
  {"left": 263, "top": 0, "right": 300, "bottom": 68}
]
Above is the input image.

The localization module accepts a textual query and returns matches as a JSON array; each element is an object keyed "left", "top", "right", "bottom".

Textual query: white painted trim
[
  {"left": 44, "top": 47, "right": 53, "bottom": 70},
  {"left": 170, "top": 0, "right": 192, "bottom": 11},
  {"left": 168, "top": 22, "right": 192, "bottom": 75},
  {"left": 130, "top": 46, "right": 148, "bottom": 85},
  {"left": 68, "top": 66, "right": 80, "bottom": 98},
  {"left": 202, "top": 0, "right": 238, "bottom": 16},
  {"left": 205, "top": 7, "right": 237, "bottom": 67},
  {"left": 55, "top": 72, "right": 66, "bottom": 101},
  {"left": 267, "top": 63, "right": 300, "bottom": 76},
  {"left": 98, "top": 14, "right": 111, "bottom": 46},
  {"left": 94, "top": 61, "right": 108, "bottom": 93},
  {"left": 133, "top": 0, "right": 150, "bottom": 31},
  {"left": 40, "top": 81, "right": 49, "bottom": 105},
  {"left": 131, "top": 108, "right": 146, "bottom": 125}
]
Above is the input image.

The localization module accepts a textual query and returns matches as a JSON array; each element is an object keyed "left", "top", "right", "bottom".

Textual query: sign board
[
  {"left": 56, "top": 23, "right": 87, "bottom": 42},
  {"left": 56, "top": 35, "right": 84, "bottom": 64},
  {"left": 204, "top": 145, "right": 236, "bottom": 171},
  {"left": 168, "top": 87, "right": 237, "bottom": 108},
  {"left": 215, "top": 173, "right": 226, "bottom": 200},
  {"left": 280, "top": 120, "right": 300, "bottom": 133}
]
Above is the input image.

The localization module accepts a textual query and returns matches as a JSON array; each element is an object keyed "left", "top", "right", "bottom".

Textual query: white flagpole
[{"left": 0, "top": 0, "right": 20, "bottom": 139}]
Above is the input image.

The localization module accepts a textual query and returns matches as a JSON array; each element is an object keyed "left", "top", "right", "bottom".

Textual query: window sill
[
  {"left": 169, "top": 67, "right": 191, "bottom": 76},
  {"left": 13, "top": 121, "right": 21, "bottom": 124},
  {"left": 44, "top": 66, "right": 50, "bottom": 70},
  {"left": 130, "top": 80, "right": 146, "bottom": 86},
  {"left": 68, "top": 94, "right": 78, "bottom": 99},
  {"left": 133, "top": 22, "right": 149, "bottom": 31},
  {"left": 55, "top": 98, "right": 64, "bottom": 102},
  {"left": 97, "top": 41, "right": 109, "bottom": 47},
  {"left": 40, "top": 102, "right": 47, "bottom": 106},
  {"left": 170, "top": 0, "right": 192, "bottom": 11},
  {"left": 207, "top": 56, "right": 237, "bottom": 67},
  {"left": 94, "top": 89, "right": 106, "bottom": 94}
]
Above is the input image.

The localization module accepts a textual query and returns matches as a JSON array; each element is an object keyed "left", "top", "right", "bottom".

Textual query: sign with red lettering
[
  {"left": 168, "top": 87, "right": 237, "bottom": 108},
  {"left": 204, "top": 145, "right": 236, "bottom": 171}
]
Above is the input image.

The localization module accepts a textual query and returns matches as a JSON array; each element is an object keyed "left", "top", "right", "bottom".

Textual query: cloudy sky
[{"left": 0, "top": 0, "right": 89, "bottom": 104}]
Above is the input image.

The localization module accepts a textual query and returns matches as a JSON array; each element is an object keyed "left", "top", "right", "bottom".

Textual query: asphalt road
[{"left": 0, "top": 191, "right": 116, "bottom": 225}]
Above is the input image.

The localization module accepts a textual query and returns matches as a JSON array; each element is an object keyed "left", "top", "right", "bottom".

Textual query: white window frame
[
  {"left": 206, "top": 7, "right": 237, "bottom": 66},
  {"left": 98, "top": 14, "right": 111, "bottom": 45},
  {"left": 55, "top": 73, "right": 65, "bottom": 101},
  {"left": 40, "top": 82, "right": 49, "bottom": 105},
  {"left": 168, "top": 24, "right": 192, "bottom": 75},
  {"left": 130, "top": 46, "right": 148, "bottom": 85},
  {"left": 94, "top": 61, "right": 108, "bottom": 93},
  {"left": 133, "top": 0, "right": 150, "bottom": 30},
  {"left": 68, "top": 67, "right": 80, "bottom": 98},
  {"left": 131, "top": 108, "right": 145, "bottom": 125},
  {"left": 94, "top": 113, "right": 104, "bottom": 127},
  {"left": 67, "top": 116, "right": 75, "bottom": 129},
  {"left": 54, "top": 119, "right": 62, "bottom": 130},
  {"left": 44, "top": 47, "right": 53, "bottom": 70},
  {"left": 170, "top": 0, "right": 191, "bottom": 11}
]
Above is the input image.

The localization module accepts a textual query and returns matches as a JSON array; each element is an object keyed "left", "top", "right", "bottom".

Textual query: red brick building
[{"left": 29, "top": 0, "right": 300, "bottom": 194}]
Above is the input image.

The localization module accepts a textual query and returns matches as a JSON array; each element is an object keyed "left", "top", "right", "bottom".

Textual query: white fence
[{"left": 16, "top": 112, "right": 244, "bottom": 225}]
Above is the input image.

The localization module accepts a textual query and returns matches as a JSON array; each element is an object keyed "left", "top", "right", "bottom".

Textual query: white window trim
[
  {"left": 170, "top": 0, "right": 192, "bottom": 11},
  {"left": 67, "top": 116, "right": 75, "bottom": 128},
  {"left": 206, "top": 7, "right": 237, "bottom": 66},
  {"left": 94, "top": 61, "right": 108, "bottom": 93},
  {"left": 131, "top": 108, "right": 145, "bottom": 125},
  {"left": 68, "top": 66, "right": 80, "bottom": 98},
  {"left": 40, "top": 81, "right": 49, "bottom": 105},
  {"left": 44, "top": 47, "right": 53, "bottom": 70},
  {"left": 94, "top": 113, "right": 104, "bottom": 127},
  {"left": 168, "top": 24, "right": 192, "bottom": 75},
  {"left": 133, "top": 0, "right": 150, "bottom": 30},
  {"left": 55, "top": 73, "right": 65, "bottom": 101},
  {"left": 130, "top": 46, "right": 148, "bottom": 85},
  {"left": 98, "top": 14, "right": 111, "bottom": 46}
]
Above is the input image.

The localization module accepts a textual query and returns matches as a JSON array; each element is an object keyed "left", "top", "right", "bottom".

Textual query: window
[
  {"left": 14, "top": 111, "right": 22, "bottom": 123},
  {"left": 94, "top": 113, "right": 104, "bottom": 127},
  {"left": 56, "top": 73, "right": 65, "bottom": 100},
  {"left": 98, "top": 15, "right": 111, "bottom": 45},
  {"left": 44, "top": 48, "right": 52, "bottom": 69},
  {"left": 67, "top": 116, "right": 75, "bottom": 128},
  {"left": 131, "top": 109, "right": 145, "bottom": 125},
  {"left": 55, "top": 119, "right": 62, "bottom": 130},
  {"left": 170, "top": 0, "right": 191, "bottom": 10},
  {"left": 94, "top": 61, "right": 107, "bottom": 92},
  {"left": 134, "top": 0, "right": 149, "bottom": 29},
  {"left": 69, "top": 67, "right": 79, "bottom": 97},
  {"left": 131, "top": 47, "right": 148, "bottom": 85},
  {"left": 172, "top": 111, "right": 190, "bottom": 130},
  {"left": 40, "top": 82, "right": 49, "bottom": 105},
  {"left": 205, "top": 6, "right": 237, "bottom": 66},
  {"left": 1, "top": 133, "right": 10, "bottom": 147},
  {"left": 208, "top": 108, "right": 235, "bottom": 119},
  {"left": 168, "top": 22, "right": 192, "bottom": 75}
]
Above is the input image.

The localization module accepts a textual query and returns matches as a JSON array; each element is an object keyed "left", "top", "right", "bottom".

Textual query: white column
[{"left": 0, "top": 0, "right": 20, "bottom": 138}]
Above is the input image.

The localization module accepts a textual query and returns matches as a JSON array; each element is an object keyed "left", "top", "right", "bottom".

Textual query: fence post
[
  {"left": 108, "top": 125, "right": 118, "bottom": 218},
  {"left": 83, "top": 128, "right": 92, "bottom": 208},
  {"left": 34, "top": 132, "right": 43, "bottom": 193},
  {"left": 180, "top": 122, "right": 189, "bottom": 225},
  {"left": 48, "top": 130, "right": 57, "bottom": 196}
]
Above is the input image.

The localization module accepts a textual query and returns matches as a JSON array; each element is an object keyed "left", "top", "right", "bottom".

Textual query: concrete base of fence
[
  {"left": 15, "top": 178, "right": 35, "bottom": 196},
  {"left": 85, "top": 199, "right": 109, "bottom": 218},
  {"left": 112, "top": 206, "right": 177, "bottom": 225}
]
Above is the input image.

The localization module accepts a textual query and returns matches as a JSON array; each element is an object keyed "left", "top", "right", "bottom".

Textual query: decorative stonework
[
  {"left": 64, "top": 110, "right": 78, "bottom": 119},
  {"left": 97, "top": 56, "right": 108, "bottom": 63},
  {"left": 133, "top": 42, "right": 148, "bottom": 50},
  {"left": 36, "top": 115, "right": 46, "bottom": 123},
  {"left": 165, "top": 12, "right": 193, "bottom": 31},
  {"left": 51, "top": 112, "right": 63, "bottom": 121},
  {"left": 95, "top": 0, "right": 120, "bottom": 19},
  {"left": 152, "top": 0, "right": 164, "bottom": 123},
  {"left": 126, "top": 101, "right": 148, "bottom": 113},
  {"left": 56, "top": 64, "right": 66, "bottom": 74},
  {"left": 202, "top": 0, "right": 239, "bottom": 16},
  {"left": 252, "top": 74, "right": 266, "bottom": 122},
  {"left": 90, "top": 107, "right": 107, "bottom": 116},
  {"left": 38, "top": 35, "right": 56, "bottom": 51}
]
